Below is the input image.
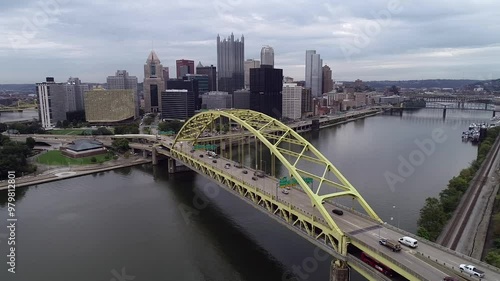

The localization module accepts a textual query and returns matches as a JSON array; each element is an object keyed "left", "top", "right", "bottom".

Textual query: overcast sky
[{"left": 1, "top": 0, "right": 499, "bottom": 84}]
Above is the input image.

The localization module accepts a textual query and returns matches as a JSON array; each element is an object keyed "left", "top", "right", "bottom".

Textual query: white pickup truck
[{"left": 460, "top": 264, "right": 485, "bottom": 278}]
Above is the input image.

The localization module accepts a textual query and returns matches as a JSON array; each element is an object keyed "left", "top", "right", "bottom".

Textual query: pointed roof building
[{"left": 147, "top": 50, "right": 161, "bottom": 63}]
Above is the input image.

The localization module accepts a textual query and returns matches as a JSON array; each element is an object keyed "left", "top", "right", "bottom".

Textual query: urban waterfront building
[
  {"left": 84, "top": 89, "right": 136, "bottom": 123},
  {"left": 65, "top": 77, "right": 89, "bottom": 112},
  {"left": 244, "top": 59, "right": 260, "bottom": 89},
  {"left": 305, "top": 50, "right": 323, "bottom": 97},
  {"left": 161, "top": 89, "right": 195, "bottom": 121},
  {"left": 301, "top": 88, "right": 313, "bottom": 117},
  {"left": 322, "top": 65, "right": 333, "bottom": 94},
  {"left": 144, "top": 50, "right": 166, "bottom": 113},
  {"left": 61, "top": 139, "right": 106, "bottom": 158},
  {"left": 249, "top": 65, "right": 283, "bottom": 119},
  {"left": 282, "top": 83, "right": 302, "bottom": 120},
  {"left": 36, "top": 77, "right": 67, "bottom": 129},
  {"left": 260, "top": 46, "right": 274, "bottom": 67},
  {"left": 217, "top": 33, "right": 244, "bottom": 93},
  {"left": 166, "top": 78, "right": 200, "bottom": 110},
  {"left": 201, "top": 91, "right": 232, "bottom": 109},
  {"left": 106, "top": 70, "right": 138, "bottom": 118},
  {"left": 176, "top": 59, "right": 195, "bottom": 78},
  {"left": 196, "top": 63, "right": 217, "bottom": 92},
  {"left": 185, "top": 74, "right": 209, "bottom": 95},
  {"left": 233, "top": 89, "right": 251, "bottom": 109}
]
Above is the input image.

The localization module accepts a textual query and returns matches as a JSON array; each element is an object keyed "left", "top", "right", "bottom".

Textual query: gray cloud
[{"left": 0, "top": 0, "right": 499, "bottom": 83}]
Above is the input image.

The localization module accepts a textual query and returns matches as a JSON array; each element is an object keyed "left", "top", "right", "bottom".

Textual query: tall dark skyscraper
[
  {"left": 217, "top": 33, "right": 244, "bottom": 93},
  {"left": 196, "top": 62, "right": 216, "bottom": 92},
  {"left": 249, "top": 65, "right": 283, "bottom": 119},
  {"left": 322, "top": 65, "right": 333, "bottom": 94},
  {"left": 166, "top": 78, "right": 200, "bottom": 110}
]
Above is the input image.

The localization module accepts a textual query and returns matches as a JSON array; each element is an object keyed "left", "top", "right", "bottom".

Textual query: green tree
[
  {"left": 439, "top": 188, "right": 462, "bottom": 214},
  {"left": 144, "top": 116, "right": 154, "bottom": 125},
  {"left": 448, "top": 176, "right": 469, "bottom": 193},
  {"left": 95, "top": 127, "right": 113, "bottom": 135},
  {"left": 416, "top": 227, "right": 431, "bottom": 240},
  {"left": 90, "top": 156, "right": 97, "bottom": 163},
  {"left": 485, "top": 250, "right": 500, "bottom": 267},
  {"left": 158, "top": 120, "right": 184, "bottom": 133},
  {"left": 0, "top": 123, "right": 7, "bottom": 133},
  {"left": 25, "top": 137, "right": 36, "bottom": 150},
  {"left": 112, "top": 138, "right": 129, "bottom": 152},
  {"left": 417, "top": 197, "right": 448, "bottom": 241}
]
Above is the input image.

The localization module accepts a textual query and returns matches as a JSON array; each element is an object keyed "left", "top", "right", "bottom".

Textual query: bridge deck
[{"left": 167, "top": 140, "right": 500, "bottom": 281}]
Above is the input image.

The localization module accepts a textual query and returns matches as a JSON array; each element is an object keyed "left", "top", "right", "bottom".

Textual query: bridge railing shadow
[{"left": 348, "top": 235, "right": 426, "bottom": 280}]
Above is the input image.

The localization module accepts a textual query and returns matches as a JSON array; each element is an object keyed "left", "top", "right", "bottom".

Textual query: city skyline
[{"left": 1, "top": 0, "right": 500, "bottom": 83}]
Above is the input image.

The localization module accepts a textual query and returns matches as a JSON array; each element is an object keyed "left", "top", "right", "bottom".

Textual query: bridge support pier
[
  {"left": 152, "top": 148, "right": 158, "bottom": 165},
  {"left": 330, "top": 260, "right": 349, "bottom": 281},
  {"left": 390, "top": 108, "right": 393, "bottom": 115},
  {"left": 168, "top": 157, "right": 176, "bottom": 174},
  {"left": 443, "top": 107, "right": 447, "bottom": 119},
  {"left": 142, "top": 150, "right": 147, "bottom": 158},
  {"left": 493, "top": 111, "right": 496, "bottom": 118},
  {"left": 399, "top": 109, "right": 403, "bottom": 116}
]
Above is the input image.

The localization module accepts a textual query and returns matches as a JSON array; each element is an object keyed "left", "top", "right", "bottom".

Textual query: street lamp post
[{"left": 393, "top": 205, "right": 400, "bottom": 229}]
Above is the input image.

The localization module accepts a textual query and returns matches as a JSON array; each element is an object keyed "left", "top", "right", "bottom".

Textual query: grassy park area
[
  {"left": 48, "top": 129, "right": 87, "bottom": 135},
  {"left": 37, "top": 150, "right": 112, "bottom": 165}
]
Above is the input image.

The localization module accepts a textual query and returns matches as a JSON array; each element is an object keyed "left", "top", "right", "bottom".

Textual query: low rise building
[
  {"left": 84, "top": 89, "right": 137, "bottom": 124},
  {"left": 60, "top": 139, "right": 107, "bottom": 158}
]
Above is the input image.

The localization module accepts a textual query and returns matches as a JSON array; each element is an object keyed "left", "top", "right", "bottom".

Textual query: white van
[{"left": 398, "top": 236, "right": 418, "bottom": 248}]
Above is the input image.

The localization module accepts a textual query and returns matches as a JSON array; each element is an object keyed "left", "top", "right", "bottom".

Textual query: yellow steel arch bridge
[
  {"left": 172, "top": 109, "right": 381, "bottom": 249},
  {"left": 138, "top": 109, "right": 500, "bottom": 280}
]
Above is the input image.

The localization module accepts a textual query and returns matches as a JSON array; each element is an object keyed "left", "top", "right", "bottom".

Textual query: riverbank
[
  {"left": 0, "top": 156, "right": 151, "bottom": 190},
  {"left": 0, "top": 109, "right": 382, "bottom": 191}
]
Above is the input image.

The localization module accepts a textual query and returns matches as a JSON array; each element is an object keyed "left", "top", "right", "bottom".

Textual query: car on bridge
[
  {"left": 331, "top": 209, "right": 343, "bottom": 216},
  {"left": 379, "top": 238, "right": 401, "bottom": 252},
  {"left": 224, "top": 163, "right": 231, "bottom": 169},
  {"left": 459, "top": 264, "right": 484, "bottom": 278},
  {"left": 398, "top": 236, "right": 418, "bottom": 248}
]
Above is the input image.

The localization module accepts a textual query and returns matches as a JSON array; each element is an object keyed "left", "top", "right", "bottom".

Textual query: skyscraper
[
  {"left": 196, "top": 63, "right": 216, "bottom": 92},
  {"left": 322, "top": 65, "right": 334, "bottom": 94},
  {"left": 144, "top": 50, "right": 165, "bottom": 113},
  {"left": 166, "top": 78, "right": 200, "bottom": 110},
  {"left": 65, "top": 77, "right": 88, "bottom": 112},
  {"left": 107, "top": 70, "right": 138, "bottom": 118},
  {"left": 282, "top": 83, "right": 302, "bottom": 120},
  {"left": 176, "top": 59, "right": 195, "bottom": 78},
  {"left": 162, "top": 67, "right": 170, "bottom": 88},
  {"left": 244, "top": 59, "right": 260, "bottom": 89},
  {"left": 305, "top": 50, "right": 323, "bottom": 97},
  {"left": 217, "top": 33, "right": 244, "bottom": 93},
  {"left": 249, "top": 65, "right": 283, "bottom": 119},
  {"left": 261, "top": 46, "right": 274, "bottom": 67},
  {"left": 37, "top": 77, "right": 67, "bottom": 129}
]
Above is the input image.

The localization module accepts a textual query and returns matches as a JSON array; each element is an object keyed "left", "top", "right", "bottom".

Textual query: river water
[
  {"left": 0, "top": 110, "right": 38, "bottom": 123},
  {"left": 0, "top": 109, "right": 492, "bottom": 281}
]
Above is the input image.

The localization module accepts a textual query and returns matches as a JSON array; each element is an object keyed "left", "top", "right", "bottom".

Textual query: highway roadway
[{"left": 165, "top": 140, "right": 500, "bottom": 281}]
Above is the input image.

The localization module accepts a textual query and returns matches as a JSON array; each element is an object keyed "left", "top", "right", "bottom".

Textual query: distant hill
[
  {"left": 0, "top": 84, "right": 35, "bottom": 93},
  {"left": 358, "top": 80, "right": 481, "bottom": 90},
  {"left": 464, "top": 79, "right": 500, "bottom": 93}
]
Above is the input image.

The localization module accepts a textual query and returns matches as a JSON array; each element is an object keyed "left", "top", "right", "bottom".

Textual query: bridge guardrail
[
  {"left": 320, "top": 198, "right": 500, "bottom": 275},
  {"left": 382, "top": 222, "right": 500, "bottom": 275},
  {"left": 349, "top": 236, "right": 427, "bottom": 280}
]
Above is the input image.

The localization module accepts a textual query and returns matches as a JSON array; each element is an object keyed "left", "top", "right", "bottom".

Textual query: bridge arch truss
[{"left": 172, "top": 109, "right": 382, "bottom": 255}]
